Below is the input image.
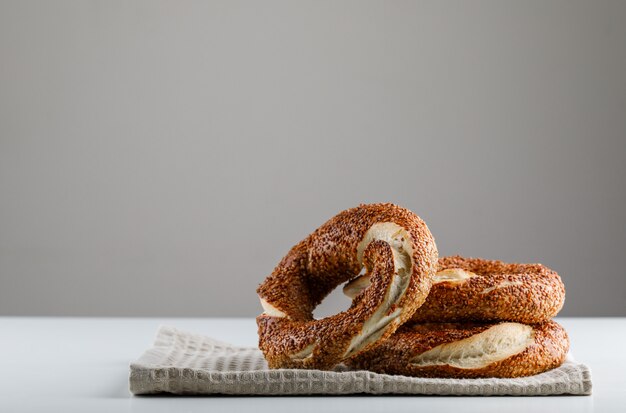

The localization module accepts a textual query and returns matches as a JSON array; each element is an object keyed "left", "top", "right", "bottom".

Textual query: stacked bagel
[{"left": 257, "top": 204, "right": 568, "bottom": 378}]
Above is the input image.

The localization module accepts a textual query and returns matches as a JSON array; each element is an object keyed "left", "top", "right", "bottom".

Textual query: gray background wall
[{"left": 1, "top": 0, "right": 625, "bottom": 317}]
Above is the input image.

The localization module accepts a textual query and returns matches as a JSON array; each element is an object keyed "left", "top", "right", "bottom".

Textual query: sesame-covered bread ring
[
  {"left": 256, "top": 203, "right": 438, "bottom": 370},
  {"left": 345, "top": 255, "right": 565, "bottom": 324},
  {"left": 348, "top": 320, "right": 569, "bottom": 378}
]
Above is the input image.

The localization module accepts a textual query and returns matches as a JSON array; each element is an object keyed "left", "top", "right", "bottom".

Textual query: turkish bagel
[
  {"left": 345, "top": 255, "right": 565, "bottom": 324},
  {"left": 256, "top": 203, "right": 438, "bottom": 369},
  {"left": 347, "top": 320, "right": 569, "bottom": 378}
]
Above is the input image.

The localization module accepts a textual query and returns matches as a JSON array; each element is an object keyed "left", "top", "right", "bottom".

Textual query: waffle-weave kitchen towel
[{"left": 129, "top": 326, "right": 592, "bottom": 396}]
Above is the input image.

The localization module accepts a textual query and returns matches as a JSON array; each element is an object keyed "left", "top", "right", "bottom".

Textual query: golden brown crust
[
  {"left": 348, "top": 320, "right": 569, "bottom": 378},
  {"left": 409, "top": 255, "right": 565, "bottom": 324},
  {"left": 256, "top": 203, "right": 438, "bottom": 370}
]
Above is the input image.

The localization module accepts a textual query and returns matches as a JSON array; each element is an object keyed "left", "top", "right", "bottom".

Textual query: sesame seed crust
[
  {"left": 256, "top": 203, "right": 438, "bottom": 370},
  {"left": 347, "top": 320, "right": 569, "bottom": 378},
  {"left": 409, "top": 255, "right": 566, "bottom": 324}
]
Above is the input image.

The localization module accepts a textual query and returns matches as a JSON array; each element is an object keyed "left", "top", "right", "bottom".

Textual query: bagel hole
[
  {"left": 312, "top": 275, "right": 363, "bottom": 320},
  {"left": 312, "top": 286, "right": 354, "bottom": 319}
]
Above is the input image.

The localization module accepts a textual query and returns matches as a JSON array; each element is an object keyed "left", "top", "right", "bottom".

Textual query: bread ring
[
  {"left": 347, "top": 320, "right": 569, "bottom": 378},
  {"left": 345, "top": 255, "right": 565, "bottom": 324},
  {"left": 256, "top": 203, "right": 438, "bottom": 370}
]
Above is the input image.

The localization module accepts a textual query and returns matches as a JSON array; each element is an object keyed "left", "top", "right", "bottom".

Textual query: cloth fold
[{"left": 129, "top": 326, "right": 591, "bottom": 396}]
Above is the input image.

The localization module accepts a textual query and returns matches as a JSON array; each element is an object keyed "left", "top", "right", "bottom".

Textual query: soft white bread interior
[
  {"left": 343, "top": 222, "right": 413, "bottom": 357},
  {"left": 259, "top": 298, "right": 287, "bottom": 317},
  {"left": 411, "top": 322, "right": 534, "bottom": 369},
  {"left": 432, "top": 268, "right": 477, "bottom": 285}
]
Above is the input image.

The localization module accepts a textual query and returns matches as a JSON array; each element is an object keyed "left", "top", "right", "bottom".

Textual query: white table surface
[{"left": 0, "top": 317, "right": 622, "bottom": 412}]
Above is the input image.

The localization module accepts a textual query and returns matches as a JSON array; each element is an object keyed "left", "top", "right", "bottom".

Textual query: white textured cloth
[{"left": 129, "top": 326, "right": 592, "bottom": 396}]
